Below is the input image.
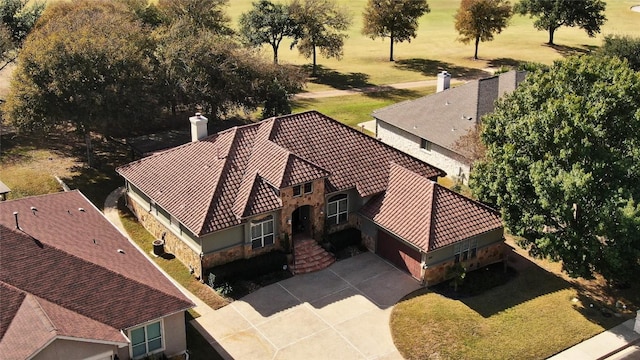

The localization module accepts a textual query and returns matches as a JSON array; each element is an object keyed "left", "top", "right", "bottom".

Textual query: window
[
  {"left": 453, "top": 239, "right": 478, "bottom": 263},
  {"left": 130, "top": 321, "right": 162, "bottom": 358},
  {"left": 293, "top": 185, "right": 302, "bottom": 197},
  {"left": 420, "top": 138, "right": 431, "bottom": 151},
  {"left": 304, "top": 182, "right": 313, "bottom": 194},
  {"left": 327, "top": 194, "right": 348, "bottom": 225},
  {"left": 251, "top": 216, "right": 274, "bottom": 249}
]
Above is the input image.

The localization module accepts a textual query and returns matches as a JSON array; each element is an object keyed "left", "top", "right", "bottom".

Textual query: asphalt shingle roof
[
  {"left": 0, "top": 191, "right": 193, "bottom": 359},
  {"left": 360, "top": 163, "right": 503, "bottom": 252},
  {"left": 118, "top": 111, "right": 445, "bottom": 236},
  {"left": 373, "top": 70, "right": 526, "bottom": 158}
]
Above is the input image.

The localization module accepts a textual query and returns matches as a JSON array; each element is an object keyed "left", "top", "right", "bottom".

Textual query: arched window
[
  {"left": 327, "top": 194, "right": 348, "bottom": 225},
  {"left": 250, "top": 215, "right": 274, "bottom": 249}
]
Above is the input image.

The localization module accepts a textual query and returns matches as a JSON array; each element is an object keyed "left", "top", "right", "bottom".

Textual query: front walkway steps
[{"left": 290, "top": 238, "right": 335, "bottom": 274}]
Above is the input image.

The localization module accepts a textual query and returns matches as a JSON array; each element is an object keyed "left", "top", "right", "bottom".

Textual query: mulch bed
[{"left": 432, "top": 262, "right": 518, "bottom": 299}]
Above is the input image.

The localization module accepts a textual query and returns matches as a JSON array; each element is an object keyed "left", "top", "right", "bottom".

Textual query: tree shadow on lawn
[
  {"left": 487, "top": 58, "right": 523, "bottom": 70},
  {"left": 303, "top": 64, "right": 375, "bottom": 90},
  {"left": 394, "top": 58, "right": 490, "bottom": 80},
  {"left": 545, "top": 43, "right": 598, "bottom": 57}
]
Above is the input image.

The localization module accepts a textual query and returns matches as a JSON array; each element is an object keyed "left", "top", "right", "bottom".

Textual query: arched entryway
[{"left": 292, "top": 205, "right": 312, "bottom": 237}]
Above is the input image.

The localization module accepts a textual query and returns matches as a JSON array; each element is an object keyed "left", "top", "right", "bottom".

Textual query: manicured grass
[
  {"left": 119, "top": 201, "right": 229, "bottom": 310},
  {"left": 229, "top": 0, "right": 640, "bottom": 91},
  {"left": 292, "top": 86, "right": 435, "bottom": 127},
  {"left": 390, "top": 257, "right": 630, "bottom": 360}
]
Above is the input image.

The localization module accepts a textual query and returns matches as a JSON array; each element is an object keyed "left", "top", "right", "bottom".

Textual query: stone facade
[
  {"left": 279, "top": 178, "right": 326, "bottom": 242},
  {"left": 377, "top": 120, "right": 471, "bottom": 184},
  {"left": 423, "top": 242, "right": 506, "bottom": 285}
]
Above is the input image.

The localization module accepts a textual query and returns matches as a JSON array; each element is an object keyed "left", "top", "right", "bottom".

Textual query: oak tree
[
  {"left": 362, "top": 0, "right": 430, "bottom": 62},
  {"left": 239, "top": 0, "right": 298, "bottom": 64},
  {"left": 289, "top": 0, "right": 352, "bottom": 75},
  {"left": 0, "top": 0, "right": 44, "bottom": 70},
  {"left": 515, "top": 0, "right": 605, "bottom": 45},
  {"left": 471, "top": 55, "right": 640, "bottom": 283},
  {"left": 455, "top": 0, "right": 512, "bottom": 60},
  {"left": 598, "top": 35, "right": 640, "bottom": 72}
]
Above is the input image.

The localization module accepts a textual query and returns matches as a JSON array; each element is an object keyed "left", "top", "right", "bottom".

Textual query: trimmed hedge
[{"left": 207, "top": 251, "right": 287, "bottom": 287}]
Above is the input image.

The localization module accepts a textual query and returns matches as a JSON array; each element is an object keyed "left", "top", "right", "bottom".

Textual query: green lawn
[
  {"left": 390, "top": 257, "right": 629, "bottom": 360},
  {"left": 229, "top": 0, "right": 640, "bottom": 91},
  {"left": 292, "top": 86, "right": 436, "bottom": 127}
]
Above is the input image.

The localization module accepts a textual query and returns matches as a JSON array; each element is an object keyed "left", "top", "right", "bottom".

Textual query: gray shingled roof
[{"left": 373, "top": 70, "right": 526, "bottom": 158}]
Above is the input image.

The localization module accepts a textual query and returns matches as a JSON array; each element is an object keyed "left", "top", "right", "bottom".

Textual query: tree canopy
[
  {"left": 239, "top": 0, "right": 298, "bottom": 64},
  {"left": 514, "top": 0, "right": 605, "bottom": 45},
  {"left": 455, "top": 0, "right": 512, "bottom": 60},
  {"left": 0, "top": 0, "right": 44, "bottom": 70},
  {"left": 598, "top": 35, "right": 640, "bottom": 72},
  {"left": 362, "top": 0, "right": 430, "bottom": 62},
  {"left": 470, "top": 55, "right": 640, "bottom": 283},
  {"left": 289, "top": 0, "right": 351, "bottom": 75}
]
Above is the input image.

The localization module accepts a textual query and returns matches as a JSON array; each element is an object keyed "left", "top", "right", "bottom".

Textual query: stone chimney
[
  {"left": 437, "top": 71, "right": 451, "bottom": 92},
  {"left": 189, "top": 112, "right": 208, "bottom": 142}
]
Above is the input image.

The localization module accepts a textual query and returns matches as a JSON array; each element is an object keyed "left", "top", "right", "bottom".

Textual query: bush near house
[
  {"left": 206, "top": 251, "right": 291, "bottom": 298},
  {"left": 326, "top": 228, "right": 366, "bottom": 260}
]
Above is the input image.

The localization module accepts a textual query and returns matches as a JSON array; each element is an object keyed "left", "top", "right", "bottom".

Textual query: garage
[{"left": 376, "top": 230, "right": 422, "bottom": 279}]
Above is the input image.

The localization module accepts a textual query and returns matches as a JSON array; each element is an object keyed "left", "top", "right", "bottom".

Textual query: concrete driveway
[{"left": 194, "top": 252, "right": 421, "bottom": 360}]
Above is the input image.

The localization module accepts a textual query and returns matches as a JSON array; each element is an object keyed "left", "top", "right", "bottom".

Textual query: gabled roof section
[
  {"left": 373, "top": 70, "right": 526, "bottom": 157},
  {"left": 360, "top": 163, "right": 503, "bottom": 252},
  {"left": 118, "top": 111, "right": 444, "bottom": 235},
  {"left": 270, "top": 111, "right": 444, "bottom": 197},
  {"left": 0, "top": 191, "right": 193, "bottom": 357}
]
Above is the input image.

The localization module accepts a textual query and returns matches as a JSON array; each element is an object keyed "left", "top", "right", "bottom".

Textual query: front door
[{"left": 292, "top": 205, "right": 311, "bottom": 236}]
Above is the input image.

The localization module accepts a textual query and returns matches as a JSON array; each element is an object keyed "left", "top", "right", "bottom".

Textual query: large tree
[
  {"left": 362, "top": 0, "right": 430, "bottom": 62},
  {"left": 3, "top": 0, "right": 158, "bottom": 164},
  {"left": 455, "top": 0, "right": 512, "bottom": 60},
  {"left": 156, "top": 0, "right": 232, "bottom": 35},
  {"left": 470, "top": 55, "right": 640, "bottom": 283},
  {"left": 0, "top": 0, "right": 44, "bottom": 70},
  {"left": 239, "top": 0, "right": 298, "bottom": 64},
  {"left": 515, "top": 0, "right": 605, "bottom": 45},
  {"left": 289, "top": 0, "right": 351, "bottom": 75}
]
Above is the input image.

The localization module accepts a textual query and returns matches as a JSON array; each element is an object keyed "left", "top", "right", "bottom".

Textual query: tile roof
[
  {"left": 360, "top": 163, "right": 503, "bottom": 252},
  {"left": 0, "top": 191, "right": 193, "bottom": 358},
  {"left": 118, "top": 111, "right": 444, "bottom": 236},
  {"left": 373, "top": 70, "right": 526, "bottom": 158}
]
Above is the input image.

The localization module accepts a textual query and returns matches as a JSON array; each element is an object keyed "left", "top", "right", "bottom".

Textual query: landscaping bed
[
  {"left": 325, "top": 228, "right": 368, "bottom": 260},
  {"left": 431, "top": 262, "right": 518, "bottom": 299},
  {"left": 206, "top": 251, "right": 293, "bottom": 300}
]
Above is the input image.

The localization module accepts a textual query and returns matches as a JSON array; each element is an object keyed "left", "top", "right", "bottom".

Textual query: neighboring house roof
[
  {"left": 360, "top": 163, "right": 503, "bottom": 252},
  {"left": 0, "top": 191, "right": 194, "bottom": 360},
  {"left": 373, "top": 70, "right": 526, "bottom": 158},
  {"left": 117, "top": 111, "right": 445, "bottom": 236},
  {"left": 0, "top": 180, "right": 10, "bottom": 195}
]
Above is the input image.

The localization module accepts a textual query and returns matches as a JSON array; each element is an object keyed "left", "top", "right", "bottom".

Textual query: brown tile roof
[
  {"left": 0, "top": 191, "right": 193, "bottom": 357},
  {"left": 118, "top": 111, "right": 444, "bottom": 236},
  {"left": 360, "top": 163, "right": 503, "bottom": 252}
]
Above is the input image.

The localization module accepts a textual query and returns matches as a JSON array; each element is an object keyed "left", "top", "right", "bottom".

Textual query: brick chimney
[
  {"left": 437, "top": 71, "right": 451, "bottom": 92},
  {"left": 189, "top": 113, "right": 208, "bottom": 142}
]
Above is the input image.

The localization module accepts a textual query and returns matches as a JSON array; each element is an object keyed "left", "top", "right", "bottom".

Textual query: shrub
[
  {"left": 327, "top": 228, "right": 362, "bottom": 253},
  {"left": 206, "top": 251, "right": 287, "bottom": 287}
]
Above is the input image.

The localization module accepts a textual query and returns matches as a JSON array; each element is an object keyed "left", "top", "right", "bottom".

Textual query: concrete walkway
[
  {"left": 548, "top": 319, "right": 640, "bottom": 360},
  {"left": 293, "top": 79, "right": 463, "bottom": 99}
]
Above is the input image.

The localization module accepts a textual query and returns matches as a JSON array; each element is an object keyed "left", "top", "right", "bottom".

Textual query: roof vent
[
  {"left": 117, "top": 249, "right": 125, "bottom": 254},
  {"left": 13, "top": 211, "right": 19, "bottom": 229},
  {"left": 30, "top": 206, "right": 37, "bottom": 215},
  {"left": 78, "top": 208, "right": 85, "bottom": 212}
]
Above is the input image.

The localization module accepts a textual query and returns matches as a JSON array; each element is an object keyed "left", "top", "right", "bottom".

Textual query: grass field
[{"left": 228, "top": 0, "right": 640, "bottom": 91}]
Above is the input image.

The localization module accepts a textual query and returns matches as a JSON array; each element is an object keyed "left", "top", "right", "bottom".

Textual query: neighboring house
[
  {"left": 374, "top": 70, "right": 527, "bottom": 184},
  {"left": 0, "top": 191, "right": 194, "bottom": 360},
  {"left": 117, "top": 110, "right": 505, "bottom": 285}
]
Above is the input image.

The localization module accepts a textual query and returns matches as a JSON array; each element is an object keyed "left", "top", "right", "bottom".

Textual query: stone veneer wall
[
  {"left": 423, "top": 242, "right": 506, "bottom": 285},
  {"left": 279, "top": 178, "right": 326, "bottom": 242},
  {"left": 127, "top": 195, "right": 204, "bottom": 278}
]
